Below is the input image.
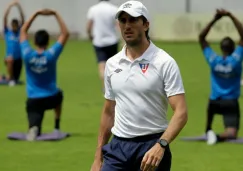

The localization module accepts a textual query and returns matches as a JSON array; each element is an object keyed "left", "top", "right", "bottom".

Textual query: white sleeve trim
[{"left": 167, "top": 91, "right": 185, "bottom": 97}]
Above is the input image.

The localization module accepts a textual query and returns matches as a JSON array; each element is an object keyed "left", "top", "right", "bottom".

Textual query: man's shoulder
[
  {"left": 105, "top": 51, "right": 123, "bottom": 71},
  {"left": 87, "top": 4, "right": 97, "bottom": 13},
  {"left": 23, "top": 50, "right": 37, "bottom": 62},
  {"left": 107, "top": 3, "right": 118, "bottom": 10},
  {"left": 90, "top": 2, "right": 117, "bottom": 12},
  {"left": 107, "top": 51, "right": 122, "bottom": 64},
  {"left": 153, "top": 47, "right": 176, "bottom": 65}
]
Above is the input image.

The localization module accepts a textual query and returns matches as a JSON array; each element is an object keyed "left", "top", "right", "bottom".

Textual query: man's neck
[
  {"left": 126, "top": 39, "right": 150, "bottom": 61},
  {"left": 36, "top": 47, "right": 46, "bottom": 53}
]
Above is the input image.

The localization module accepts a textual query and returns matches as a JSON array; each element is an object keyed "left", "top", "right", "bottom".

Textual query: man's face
[
  {"left": 118, "top": 12, "right": 149, "bottom": 46},
  {"left": 11, "top": 22, "right": 19, "bottom": 32}
]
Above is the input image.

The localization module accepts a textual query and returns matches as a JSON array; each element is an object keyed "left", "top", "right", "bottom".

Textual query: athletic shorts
[
  {"left": 207, "top": 99, "right": 240, "bottom": 129},
  {"left": 4, "top": 58, "right": 22, "bottom": 81},
  {"left": 26, "top": 90, "right": 63, "bottom": 134},
  {"left": 93, "top": 43, "right": 118, "bottom": 63},
  {"left": 101, "top": 132, "right": 171, "bottom": 171}
]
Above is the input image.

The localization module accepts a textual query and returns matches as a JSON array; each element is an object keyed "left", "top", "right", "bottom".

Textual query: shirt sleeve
[
  {"left": 162, "top": 59, "right": 185, "bottom": 97},
  {"left": 203, "top": 46, "right": 218, "bottom": 66},
  {"left": 231, "top": 45, "right": 243, "bottom": 62},
  {"left": 46, "top": 42, "right": 63, "bottom": 61},
  {"left": 20, "top": 40, "right": 33, "bottom": 60},
  {"left": 104, "top": 63, "right": 115, "bottom": 101},
  {"left": 87, "top": 7, "right": 94, "bottom": 20}
]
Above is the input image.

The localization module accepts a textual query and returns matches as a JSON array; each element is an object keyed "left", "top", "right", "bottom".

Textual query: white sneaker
[
  {"left": 8, "top": 80, "right": 16, "bottom": 87},
  {"left": 53, "top": 129, "right": 61, "bottom": 134},
  {"left": 206, "top": 130, "right": 217, "bottom": 145},
  {"left": 26, "top": 126, "right": 38, "bottom": 141}
]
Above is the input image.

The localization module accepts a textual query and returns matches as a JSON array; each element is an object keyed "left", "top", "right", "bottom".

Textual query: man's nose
[{"left": 124, "top": 21, "right": 131, "bottom": 29}]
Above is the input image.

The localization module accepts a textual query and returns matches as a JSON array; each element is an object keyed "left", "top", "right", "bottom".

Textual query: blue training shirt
[
  {"left": 4, "top": 27, "right": 21, "bottom": 59},
  {"left": 203, "top": 45, "right": 243, "bottom": 100},
  {"left": 20, "top": 40, "right": 63, "bottom": 98}
]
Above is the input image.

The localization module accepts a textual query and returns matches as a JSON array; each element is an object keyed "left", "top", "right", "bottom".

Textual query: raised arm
[
  {"left": 53, "top": 11, "right": 69, "bottom": 46},
  {"left": 20, "top": 11, "right": 40, "bottom": 43},
  {"left": 225, "top": 10, "right": 243, "bottom": 46},
  {"left": 3, "top": 1, "right": 16, "bottom": 29},
  {"left": 199, "top": 10, "right": 222, "bottom": 49},
  {"left": 15, "top": 2, "right": 25, "bottom": 25}
]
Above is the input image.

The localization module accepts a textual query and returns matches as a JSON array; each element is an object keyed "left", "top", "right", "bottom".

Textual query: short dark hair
[
  {"left": 11, "top": 18, "right": 19, "bottom": 25},
  {"left": 34, "top": 30, "right": 50, "bottom": 47},
  {"left": 220, "top": 36, "right": 235, "bottom": 55},
  {"left": 142, "top": 16, "right": 150, "bottom": 40}
]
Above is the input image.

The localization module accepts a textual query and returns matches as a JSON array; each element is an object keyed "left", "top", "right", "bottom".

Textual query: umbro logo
[
  {"left": 114, "top": 68, "right": 122, "bottom": 73},
  {"left": 123, "top": 3, "right": 132, "bottom": 9}
]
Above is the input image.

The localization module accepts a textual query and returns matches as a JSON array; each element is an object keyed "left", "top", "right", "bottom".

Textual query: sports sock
[{"left": 55, "top": 119, "right": 60, "bottom": 130}]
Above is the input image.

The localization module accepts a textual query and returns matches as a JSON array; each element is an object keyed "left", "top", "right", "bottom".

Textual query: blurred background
[
  {"left": 0, "top": 0, "right": 243, "bottom": 171},
  {"left": 0, "top": 0, "right": 243, "bottom": 41}
]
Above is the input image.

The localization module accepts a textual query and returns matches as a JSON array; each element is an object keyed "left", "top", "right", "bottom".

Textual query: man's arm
[
  {"left": 53, "top": 11, "right": 69, "bottom": 46},
  {"left": 86, "top": 19, "right": 93, "bottom": 41},
  {"left": 160, "top": 94, "right": 188, "bottom": 143},
  {"left": 20, "top": 11, "right": 40, "bottom": 43},
  {"left": 3, "top": 1, "right": 16, "bottom": 30},
  {"left": 19, "top": 11, "right": 41, "bottom": 60},
  {"left": 199, "top": 11, "right": 222, "bottom": 49},
  {"left": 228, "top": 12, "right": 243, "bottom": 46},
  {"left": 141, "top": 95, "right": 188, "bottom": 171},
  {"left": 94, "top": 100, "right": 115, "bottom": 161},
  {"left": 141, "top": 59, "right": 187, "bottom": 171},
  {"left": 15, "top": 2, "right": 25, "bottom": 25},
  {"left": 86, "top": 7, "right": 94, "bottom": 41}
]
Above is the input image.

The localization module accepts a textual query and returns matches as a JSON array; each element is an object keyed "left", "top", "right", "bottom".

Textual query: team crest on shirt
[{"left": 139, "top": 63, "right": 149, "bottom": 73}]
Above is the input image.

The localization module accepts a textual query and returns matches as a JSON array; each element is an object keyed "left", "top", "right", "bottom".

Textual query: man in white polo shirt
[
  {"left": 86, "top": 0, "right": 119, "bottom": 90},
  {"left": 90, "top": 1, "right": 188, "bottom": 171}
]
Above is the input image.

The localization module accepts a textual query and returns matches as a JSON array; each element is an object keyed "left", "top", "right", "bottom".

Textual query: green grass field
[{"left": 0, "top": 39, "right": 242, "bottom": 171}]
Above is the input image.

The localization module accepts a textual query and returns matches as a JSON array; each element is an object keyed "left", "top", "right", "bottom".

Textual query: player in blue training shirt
[
  {"left": 3, "top": 0, "right": 25, "bottom": 86},
  {"left": 19, "top": 9, "right": 69, "bottom": 141},
  {"left": 199, "top": 9, "right": 243, "bottom": 145}
]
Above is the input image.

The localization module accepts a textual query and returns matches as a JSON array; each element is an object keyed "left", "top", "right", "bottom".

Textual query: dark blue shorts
[
  {"left": 101, "top": 133, "right": 172, "bottom": 171},
  {"left": 94, "top": 43, "right": 118, "bottom": 63}
]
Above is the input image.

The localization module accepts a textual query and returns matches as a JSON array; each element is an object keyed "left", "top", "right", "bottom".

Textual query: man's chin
[{"left": 125, "top": 39, "right": 139, "bottom": 46}]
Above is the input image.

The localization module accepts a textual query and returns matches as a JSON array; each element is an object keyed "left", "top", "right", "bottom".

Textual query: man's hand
[
  {"left": 37, "top": 9, "right": 56, "bottom": 16},
  {"left": 90, "top": 159, "right": 103, "bottom": 171},
  {"left": 140, "top": 143, "right": 165, "bottom": 171},
  {"left": 10, "top": 0, "right": 19, "bottom": 6},
  {"left": 216, "top": 9, "right": 230, "bottom": 17},
  {"left": 214, "top": 11, "right": 222, "bottom": 21}
]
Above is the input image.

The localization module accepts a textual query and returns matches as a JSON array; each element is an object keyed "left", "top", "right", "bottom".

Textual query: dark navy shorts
[
  {"left": 94, "top": 43, "right": 118, "bottom": 63},
  {"left": 26, "top": 90, "right": 63, "bottom": 135},
  {"left": 101, "top": 132, "right": 172, "bottom": 171},
  {"left": 208, "top": 99, "right": 240, "bottom": 129}
]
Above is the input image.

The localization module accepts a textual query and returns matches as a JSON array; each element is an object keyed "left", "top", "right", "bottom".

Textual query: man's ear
[{"left": 144, "top": 21, "right": 149, "bottom": 32}]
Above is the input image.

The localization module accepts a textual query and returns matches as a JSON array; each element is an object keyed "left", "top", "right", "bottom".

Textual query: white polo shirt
[
  {"left": 104, "top": 42, "right": 185, "bottom": 138},
  {"left": 87, "top": 1, "right": 119, "bottom": 47}
]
